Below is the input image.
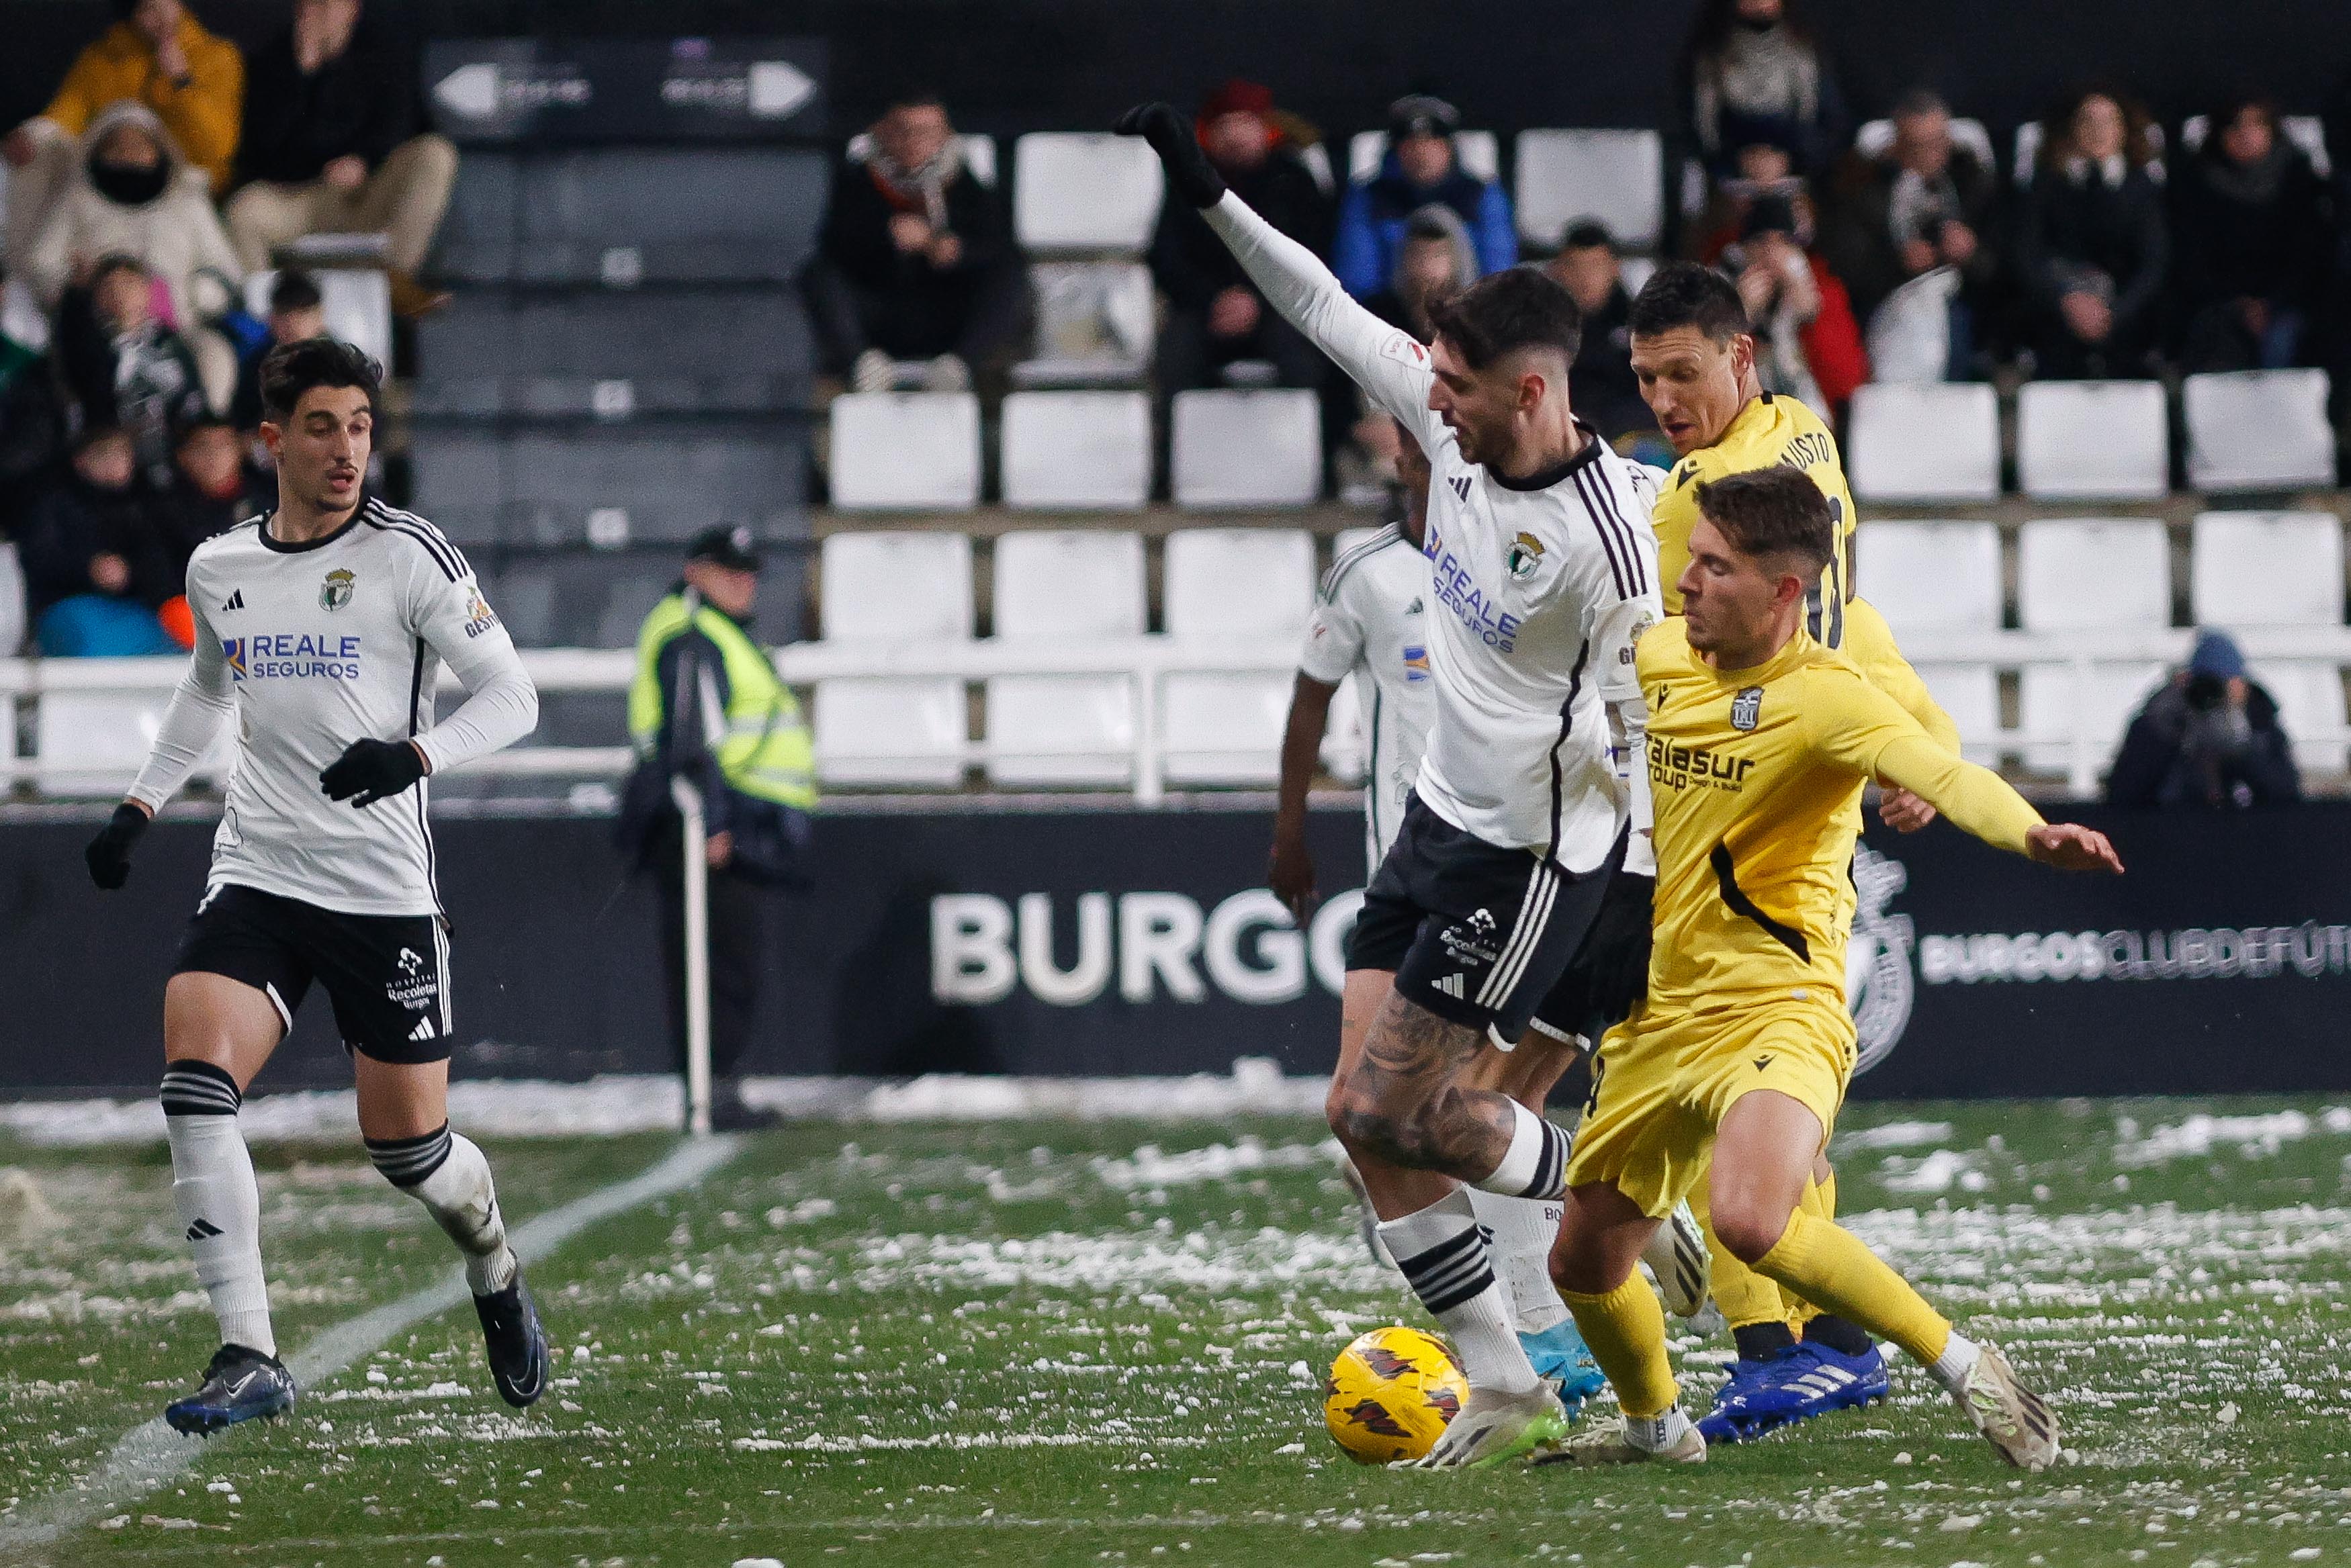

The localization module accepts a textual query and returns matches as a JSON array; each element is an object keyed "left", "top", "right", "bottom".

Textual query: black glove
[
  {"left": 1579, "top": 869, "right": 1656, "bottom": 1031},
  {"left": 85, "top": 802, "right": 151, "bottom": 890},
  {"left": 1114, "top": 101, "right": 1227, "bottom": 208},
  {"left": 320, "top": 738, "right": 427, "bottom": 807}
]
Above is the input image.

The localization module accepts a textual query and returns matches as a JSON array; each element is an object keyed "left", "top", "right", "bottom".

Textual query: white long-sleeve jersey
[
  {"left": 128, "top": 498, "right": 540, "bottom": 916},
  {"left": 1206, "top": 193, "right": 1661, "bottom": 872},
  {"left": 1299, "top": 521, "right": 1436, "bottom": 870}
]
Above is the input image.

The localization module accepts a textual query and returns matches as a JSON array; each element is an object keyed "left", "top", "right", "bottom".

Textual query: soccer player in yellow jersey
[
  {"left": 1539, "top": 470, "right": 2121, "bottom": 1470},
  {"left": 1624, "top": 261, "right": 1951, "bottom": 1439}
]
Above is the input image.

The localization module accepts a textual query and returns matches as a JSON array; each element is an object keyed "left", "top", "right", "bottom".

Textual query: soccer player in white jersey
[
  {"left": 1122, "top": 104, "right": 1665, "bottom": 1467},
  {"left": 81, "top": 339, "right": 547, "bottom": 1434}
]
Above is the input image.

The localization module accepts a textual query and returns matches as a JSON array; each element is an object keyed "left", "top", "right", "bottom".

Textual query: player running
[
  {"left": 1270, "top": 425, "right": 1703, "bottom": 1403},
  {"left": 81, "top": 339, "right": 549, "bottom": 1434},
  {"left": 1117, "top": 102, "right": 1661, "bottom": 1469},
  {"left": 1628, "top": 262, "right": 1957, "bottom": 1442},
  {"left": 1541, "top": 469, "right": 2121, "bottom": 1471}
]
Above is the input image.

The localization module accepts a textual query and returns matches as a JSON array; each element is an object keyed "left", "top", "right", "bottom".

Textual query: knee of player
[
  {"left": 1330, "top": 1098, "right": 1426, "bottom": 1168},
  {"left": 1708, "top": 1199, "right": 1793, "bottom": 1267}
]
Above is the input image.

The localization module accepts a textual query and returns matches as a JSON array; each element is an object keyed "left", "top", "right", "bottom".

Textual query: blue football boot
[
  {"left": 163, "top": 1343, "right": 297, "bottom": 1436},
  {"left": 1697, "top": 1340, "right": 1888, "bottom": 1444},
  {"left": 1519, "top": 1318, "right": 1609, "bottom": 1413}
]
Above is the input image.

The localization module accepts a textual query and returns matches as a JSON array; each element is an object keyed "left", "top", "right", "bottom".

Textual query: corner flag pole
[{"left": 670, "top": 777, "right": 714, "bottom": 1138}]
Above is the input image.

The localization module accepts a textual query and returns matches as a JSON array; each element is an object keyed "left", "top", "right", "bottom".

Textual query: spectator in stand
[
  {"left": 11, "top": 426, "right": 179, "bottom": 656},
  {"left": 1, "top": 0, "right": 244, "bottom": 267},
  {"left": 2108, "top": 631, "right": 2300, "bottom": 810},
  {"left": 1680, "top": 0, "right": 1847, "bottom": 179},
  {"left": 1715, "top": 193, "right": 1869, "bottom": 414},
  {"left": 1820, "top": 89, "right": 1998, "bottom": 379},
  {"left": 229, "top": 269, "right": 328, "bottom": 432},
  {"left": 2172, "top": 97, "right": 2330, "bottom": 373},
  {"left": 0, "top": 277, "right": 60, "bottom": 514},
  {"left": 2014, "top": 87, "right": 2168, "bottom": 379},
  {"left": 54, "top": 252, "right": 211, "bottom": 490},
  {"left": 228, "top": 0, "right": 457, "bottom": 320},
  {"left": 1332, "top": 95, "right": 1515, "bottom": 300},
  {"left": 1337, "top": 205, "right": 1477, "bottom": 500},
  {"left": 1686, "top": 135, "right": 1811, "bottom": 261},
  {"left": 24, "top": 104, "right": 242, "bottom": 411},
  {"left": 801, "top": 91, "right": 1030, "bottom": 396},
  {"left": 1543, "top": 220, "right": 1650, "bottom": 445},
  {"left": 155, "top": 412, "right": 259, "bottom": 590},
  {"left": 1148, "top": 80, "right": 1331, "bottom": 400}
]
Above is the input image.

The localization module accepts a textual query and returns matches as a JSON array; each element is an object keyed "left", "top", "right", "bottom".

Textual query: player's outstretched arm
[
  {"left": 1269, "top": 674, "right": 1337, "bottom": 924},
  {"left": 2023, "top": 822, "right": 2126, "bottom": 874},
  {"left": 92, "top": 606, "right": 233, "bottom": 887},
  {"left": 1116, "top": 103, "right": 1439, "bottom": 436}
]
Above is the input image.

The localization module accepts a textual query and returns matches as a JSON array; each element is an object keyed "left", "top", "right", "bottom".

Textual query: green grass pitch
[{"left": 4, "top": 1097, "right": 2351, "bottom": 1566}]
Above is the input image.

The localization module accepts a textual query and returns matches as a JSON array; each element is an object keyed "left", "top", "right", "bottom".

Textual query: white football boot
[
  {"left": 1404, "top": 1383, "right": 1569, "bottom": 1470},
  {"left": 1951, "top": 1342, "right": 2061, "bottom": 1471},
  {"left": 1640, "top": 1199, "right": 1711, "bottom": 1318}
]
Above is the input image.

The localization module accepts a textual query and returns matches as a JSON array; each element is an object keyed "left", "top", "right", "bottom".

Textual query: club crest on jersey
[
  {"left": 1505, "top": 532, "right": 1545, "bottom": 581},
  {"left": 320, "top": 568, "right": 356, "bottom": 612},
  {"left": 1730, "top": 686, "right": 1765, "bottom": 731}
]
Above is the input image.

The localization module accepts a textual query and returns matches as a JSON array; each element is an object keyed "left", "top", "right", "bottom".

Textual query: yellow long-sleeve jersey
[
  {"left": 1653, "top": 392, "right": 1858, "bottom": 624},
  {"left": 1638, "top": 618, "right": 2042, "bottom": 1009}
]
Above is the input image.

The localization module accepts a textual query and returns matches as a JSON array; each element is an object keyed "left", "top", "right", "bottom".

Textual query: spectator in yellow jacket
[{"left": 3, "top": 0, "right": 245, "bottom": 268}]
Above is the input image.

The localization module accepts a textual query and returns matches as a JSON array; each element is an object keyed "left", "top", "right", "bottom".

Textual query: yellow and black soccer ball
[{"left": 1322, "top": 1326, "right": 1468, "bottom": 1463}]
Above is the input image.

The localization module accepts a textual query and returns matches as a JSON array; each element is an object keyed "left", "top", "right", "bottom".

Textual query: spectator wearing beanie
[{"left": 1332, "top": 94, "right": 1515, "bottom": 299}]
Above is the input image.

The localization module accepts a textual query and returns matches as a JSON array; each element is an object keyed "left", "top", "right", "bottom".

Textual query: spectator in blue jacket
[{"left": 1332, "top": 95, "right": 1515, "bottom": 299}]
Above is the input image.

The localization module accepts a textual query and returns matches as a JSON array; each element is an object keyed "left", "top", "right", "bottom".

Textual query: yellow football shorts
[{"left": 1563, "top": 990, "right": 1857, "bottom": 1219}]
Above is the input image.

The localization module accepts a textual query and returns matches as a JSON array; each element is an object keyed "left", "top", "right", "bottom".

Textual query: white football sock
[
  {"left": 1378, "top": 1186, "right": 1541, "bottom": 1395},
  {"left": 1622, "top": 1405, "right": 1694, "bottom": 1452},
  {"left": 162, "top": 1064, "right": 274, "bottom": 1356},
  {"left": 1466, "top": 1187, "right": 1570, "bottom": 1334},
  {"left": 1929, "top": 1329, "right": 1981, "bottom": 1395},
  {"left": 369, "top": 1124, "right": 518, "bottom": 1295},
  {"left": 1479, "top": 1101, "right": 1572, "bottom": 1201}
]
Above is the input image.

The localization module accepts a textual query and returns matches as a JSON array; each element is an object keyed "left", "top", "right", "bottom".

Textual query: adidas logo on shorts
[{"left": 408, "top": 1017, "right": 437, "bottom": 1043}]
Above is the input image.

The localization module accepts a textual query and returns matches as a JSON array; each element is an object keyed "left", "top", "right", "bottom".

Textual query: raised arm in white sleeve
[
  {"left": 127, "top": 600, "right": 233, "bottom": 813},
  {"left": 409, "top": 567, "right": 539, "bottom": 775},
  {"left": 1201, "top": 193, "right": 1446, "bottom": 448}
]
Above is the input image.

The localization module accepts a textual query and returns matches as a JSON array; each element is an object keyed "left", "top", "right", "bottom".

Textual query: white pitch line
[{"left": 0, "top": 1134, "right": 742, "bottom": 1551}]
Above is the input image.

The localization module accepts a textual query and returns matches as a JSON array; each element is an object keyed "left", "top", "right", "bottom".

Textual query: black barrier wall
[{"left": 5, "top": 800, "right": 2351, "bottom": 1097}]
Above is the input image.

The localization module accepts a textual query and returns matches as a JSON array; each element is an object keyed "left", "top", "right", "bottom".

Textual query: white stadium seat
[
  {"left": 1513, "top": 128, "right": 1665, "bottom": 251},
  {"left": 1169, "top": 388, "right": 1321, "bottom": 508},
  {"left": 1000, "top": 391, "right": 1150, "bottom": 510},
  {"left": 1012, "top": 132, "right": 1165, "bottom": 255},
  {"left": 2018, "top": 519, "right": 2171, "bottom": 776},
  {"left": 2182, "top": 369, "right": 2337, "bottom": 492},
  {"left": 987, "top": 531, "right": 1147, "bottom": 786},
  {"left": 243, "top": 268, "right": 392, "bottom": 368},
  {"left": 815, "top": 533, "right": 972, "bottom": 786},
  {"left": 1847, "top": 382, "right": 2000, "bottom": 502},
  {"left": 1013, "top": 261, "right": 1155, "bottom": 387},
  {"left": 2192, "top": 510, "right": 2349, "bottom": 774},
  {"left": 1161, "top": 528, "right": 1316, "bottom": 786},
  {"left": 1348, "top": 129, "right": 1500, "bottom": 185},
  {"left": 34, "top": 684, "right": 232, "bottom": 798},
  {"left": 828, "top": 392, "right": 980, "bottom": 511},
  {"left": 1853, "top": 116, "right": 1996, "bottom": 171},
  {"left": 2016, "top": 379, "right": 2168, "bottom": 500},
  {"left": 1855, "top": 520, "right": 2002, "bottom": 760}
]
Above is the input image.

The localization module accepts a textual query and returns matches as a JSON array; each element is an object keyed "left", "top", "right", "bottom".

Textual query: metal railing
[{"left": 6, "top": 627, "right": 2350, "bottom": 803}]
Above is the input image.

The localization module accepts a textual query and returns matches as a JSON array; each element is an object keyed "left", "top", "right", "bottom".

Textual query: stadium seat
[
  {"left": 1855, "top": 520, "right": 2002, "bottom": 760},
  {"left": 1159, "top": 528, "right": 1315, "bottom": 786},
  {"left": 2016, "top": 380, "right": 2168, "bottom": 500},
  {"left": 515, "top": 148, "right": 829, "bottom": 284},
  {"left": 2018, "top": 518, "right": 2172, "bottom": 776},
  {"left": 2182, "top": 370, "right": 2338, "bottom": 492},
  {"left": 1000, "top": 391, "right": 1151, "bottom": 509},
  {"left": 2192, "top": 510, "right": 2349, "bottom": 774},
  {"left": 828, "top": 393, "right": 981, "bottom": 511},
  {"left": 1512, "top": 129, "right": 1665, "bottom": 251},
  {"left": 484, "top": 552, "right": 701, "bottom": 649},
  {"left": 1012, "top": 262, "right": 1155, "bottom": 387},
  {"left": 1348, "top": 129, "right": 1501, "bottom": 185},
  {"left": 414, "top": 425, "right": 809, "bottom": 547},
  {"left": 987, "top": 531, "right": 1147, "bottom": 786},
  {"left": 1169, "top": 389, "right": 1321, "bottom": 508},
  {"left": 0, "top": 541, "right": 25, "bottom": 657},
  {"left": 406, "top": 428, "right": 508, "bottom": 545},
  {"left": 242, "top": 269, "right": 392, "bottom": 369},
  {"left": 1847, "top": 383, "right": 2001, "bottom": 502},
  {"left": 816, "top": 533, "right": 972, "bottom": 786},
  {"left": 34, "top": 686, "right": 231, "bottom": 797},
  {"left": 418, "top": 292, "right": 811, "bottom": 418},
  {"left": 431, "top": 149, "right": 518, "bottom": 283},
  {"left": 1012, "top": 133, "right": 1165, "bottom": 255},
  {"left": 1853, "top": 116, "right": 1996, "bottom": 171},
  {"left": 2180, "top": 113, "right": 2330, "bottom": 178}
]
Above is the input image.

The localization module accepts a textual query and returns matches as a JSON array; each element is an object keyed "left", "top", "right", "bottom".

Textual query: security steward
[{"left": 619, "top": 525, "right": 816, "bottom": 1131}]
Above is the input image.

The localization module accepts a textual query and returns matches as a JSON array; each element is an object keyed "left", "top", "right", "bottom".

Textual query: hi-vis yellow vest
[{"left": 629, "top": 593, "right": 815, "bottom": 809}]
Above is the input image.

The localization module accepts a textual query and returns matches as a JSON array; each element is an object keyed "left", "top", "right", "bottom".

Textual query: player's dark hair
[
  {"left": 1558, "top": 218, "right": 1615, "bottom": 253},
  {"left": 1425, "top": 266, "right": 1581, "bottom": 371},
  {"left": 88, "top": 251, "right": 150, "bottom": 287},
  {"left": 883, "top": 86, "right": 948, "bottom": 114},
  {"left": 269, "top": 269, "right": 324, "bottom": 314},
  {"left": 259, "top": 336, "right": 382, "bottom": 424},
  {"left": 1695, "top": 469, "right": 1833, "bottom": 578},
  {"left": 1628, "top": 261, "right": 1750, "bottom": 343}
]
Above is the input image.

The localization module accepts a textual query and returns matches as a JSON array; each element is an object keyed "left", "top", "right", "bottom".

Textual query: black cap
[
  {"left": 1387, "top": 93, "right": 1460, "bottom": 142},
  {"left": 687, "top": 524, "right": 761, "bottom": 572}
]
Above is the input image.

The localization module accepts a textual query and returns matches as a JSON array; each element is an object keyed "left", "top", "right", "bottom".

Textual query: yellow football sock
[
  {"left": 1783, "top": 1170, "right": 1839, "bottom": 1334},
  {"left": 1692, "top": 1173, "right": 1800, "bottom": 1332},
  {"left": 1753, "top": 1208, "right": 1951, "bottom": 1367},
  {"left": 1560, "top": 1271, "right": 1681, "bottom": 1419}
]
